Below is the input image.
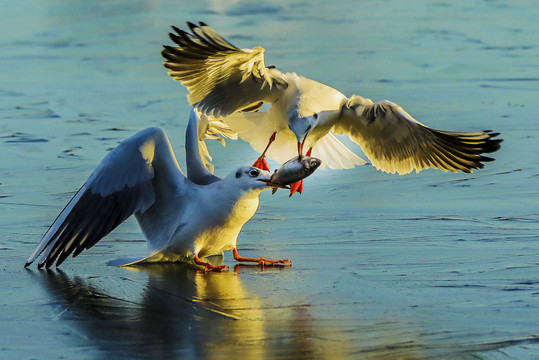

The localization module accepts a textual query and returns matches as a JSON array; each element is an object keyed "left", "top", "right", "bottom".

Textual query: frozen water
[{"left": 1, "top": 0, "right": 537, "bottom": 359}]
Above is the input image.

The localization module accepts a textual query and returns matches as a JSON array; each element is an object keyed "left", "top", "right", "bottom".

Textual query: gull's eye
[
  {"left": 313, "top": 113, "right": 318, "bottom": 120},
  {"left": 249, "top": 169, "right": 260, "bottom": 177},
  {"left": 310, "top": 159, "right": 319, "bottom": 167}
]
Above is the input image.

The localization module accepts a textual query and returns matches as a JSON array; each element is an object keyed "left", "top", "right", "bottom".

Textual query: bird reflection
[
  {"left": 29, "top": 263, "right": 317, "bottom": 359},
  {"left": 30, "top": 264, "right": 456, "bottom": 358}
]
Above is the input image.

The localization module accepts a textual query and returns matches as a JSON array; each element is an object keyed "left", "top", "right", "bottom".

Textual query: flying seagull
[
  {"left": 25, "top": 110, "right": 319, "bottom": 271},
  {"left": 162, "top": 22, "right": 502, "bottom": 194}
]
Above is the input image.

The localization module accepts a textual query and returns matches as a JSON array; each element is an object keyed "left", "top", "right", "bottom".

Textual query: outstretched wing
[
  {"left": 25, "top": 127, "right": 189, "bottom": 268},
  {"left": 335, "top": 95, "right": 502, "bottom": 174},
  {"left": 162, "top": 21, "right": 288, "bottom": 117}
]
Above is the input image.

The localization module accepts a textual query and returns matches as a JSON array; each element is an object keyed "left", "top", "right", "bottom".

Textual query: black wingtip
[
  {"left": 161, "top": 45, "right": 180, "bottom": 61},
  {"left": 480, "top": 155, "right": 496, "bottom": 162},
  {"left": 171, "top": 25, "right": 182, "bottom": 34},
  {"left": 482, "top": 130, "right": 503, "bottom": 154},
  {"left": 485, "top": 130, "right": 502, "bottom": 141},
  {"left": 492, "top": 138, "right": 503, "bottom": 147},
  {"left": 168, "top": 31, "right": 180, "bottom": 43},
  {"left": 187, "top": 21, "right": 198, "bottom": 32},
  {"left": 486, "top": 138, "right": 503, "bottom": 153},
  {"left": 55, "top": 252, "right": 69, "bottom": 268},
  {"left": 24, "top": 261, "right": 32, "bottom": 268}
]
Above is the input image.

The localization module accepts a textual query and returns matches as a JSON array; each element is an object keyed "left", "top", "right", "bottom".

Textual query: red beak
[{"left": 297, "top": 137, "right": 307, "bottom": 155}]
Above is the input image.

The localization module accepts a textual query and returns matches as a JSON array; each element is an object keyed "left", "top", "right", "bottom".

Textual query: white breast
[{"left": 191, "top": 190, "right": 261, "bottom": 258}]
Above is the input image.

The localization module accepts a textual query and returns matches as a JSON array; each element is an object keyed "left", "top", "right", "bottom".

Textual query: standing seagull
[
  {"left": 24, "top": 110, "right": 309, "bottom": 271},
  {"left": 162, "top": 22, "right": 502, "bottom": 194}
]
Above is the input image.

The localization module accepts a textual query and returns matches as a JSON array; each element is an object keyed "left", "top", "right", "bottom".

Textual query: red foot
[
  {"left": 252, "top": 156, "right": 270, "bottom": 171},
  {"left": 289, "top": 179, "right": 304, "bottom": 196},
  {"left": 194, "top": 255, "right": 229, "bottom": 272},
  {"left": 306, "top": 147, "right": 312, "bottom": 157},
  {"left": 233, "top": 248, "right": 291, "bottom": 266}
]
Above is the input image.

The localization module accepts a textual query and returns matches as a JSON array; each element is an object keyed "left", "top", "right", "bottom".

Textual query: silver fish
[{"left": 270, "top": 156, "right": 322, "bottom": 193}]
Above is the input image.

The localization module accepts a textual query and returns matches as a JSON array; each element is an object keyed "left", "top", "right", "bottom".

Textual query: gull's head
[
  {"left": 286, "top": 75, "right": 346, "bottom": 154},
  {"left": 288, "top": 112, "right": 319, "bottom": 155},
  {"left": 230, "top": 166, "right": 288, "bottom": 193}
]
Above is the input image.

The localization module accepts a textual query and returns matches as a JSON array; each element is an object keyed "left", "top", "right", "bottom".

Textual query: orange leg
[
  {"left": 252, "top": 132, "right": 277, "bottom": 171},
  {"left": 288, "top": 147, "right": 312, "bottom": 196},
  {"left": 194, "top": 254, "right": 229, "bottom": 272},
  {"left": 233, "top": 248, "right": 291, "bottom": 266}
]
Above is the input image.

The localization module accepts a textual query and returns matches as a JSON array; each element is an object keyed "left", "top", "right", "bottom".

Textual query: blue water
[{"left": 1, "top": 0, "right": 538, "bottom": 359}]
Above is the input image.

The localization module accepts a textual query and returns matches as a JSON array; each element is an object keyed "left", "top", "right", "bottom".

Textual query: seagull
[
  {"left": 25, "top": 109, "right": 296, "bottom": 271},
  {"left": 162, "top": 22, "right": 502, "bottom": 195}
]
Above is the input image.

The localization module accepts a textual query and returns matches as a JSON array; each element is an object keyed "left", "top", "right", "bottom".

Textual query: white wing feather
[
  {"left": 26, "top": 127, "right": 192, "bottom": 268},
  {"left": 335, "top": 95, "right": 502, "bottom": 174},
  {"left": 222, "top": 111, "right": 366, "bottom": 170}
]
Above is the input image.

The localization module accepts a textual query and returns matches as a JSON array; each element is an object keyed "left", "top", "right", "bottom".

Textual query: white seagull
[
  {"left": 25, "top": 110, "right": 299, "bottom": 271},
  {"left": 162, "top": 22, "right": 502, "bottom": 194}
]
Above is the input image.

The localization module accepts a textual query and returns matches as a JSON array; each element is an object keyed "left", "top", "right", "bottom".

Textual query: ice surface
[{"left": 1, "top": 0, "right": 537, "bottom": 359}]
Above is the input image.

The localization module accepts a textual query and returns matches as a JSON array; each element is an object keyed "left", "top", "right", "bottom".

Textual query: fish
[{"left": 270, "top": 156, "right": 322, "bottom": 195}]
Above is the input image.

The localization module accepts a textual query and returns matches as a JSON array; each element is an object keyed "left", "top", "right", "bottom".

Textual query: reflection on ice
[
  {"left": 31, "top": 264, "right": 343, "bottom": 359},
  {"left": 31, "top": 264, "right": 260, "bottom": 358},
  {"left": 27, "top": 264, "right": 423, "bottom": 359},
  {"left": 2, "top": 0, "right": 538, "bottom": 359},
  {"left": 30, "top": 263, "right": 536, "bottom": 359}
]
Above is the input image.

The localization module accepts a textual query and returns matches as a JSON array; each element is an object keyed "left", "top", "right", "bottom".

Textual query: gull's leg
[
  {"left": 289, "top": 147, "right": 313, "bottom": 196},
  {"left": 252, "top": 132, "right": 277, "bottom": 171},
  {"left": 233, "top": 248, "right": 291, "bottom": 265},
  {"left": 194, "top": 254, "right": 229, "bottom": 272}
]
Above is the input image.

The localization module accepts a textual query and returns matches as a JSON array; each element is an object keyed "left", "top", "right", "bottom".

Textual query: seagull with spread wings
[
  {"left": 25, "top": 110, "right": 304, "bottom": 271},
  {"left": 162, "top": 22, "right": 502, "bottom": 195}
]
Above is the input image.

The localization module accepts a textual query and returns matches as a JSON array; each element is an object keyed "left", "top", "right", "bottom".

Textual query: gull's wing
[
  {"left": 185, "top": 109, "right": 223, "bottom": 185},
  {"left": 162, "top": 21, "right": 288, "bottom": 117},
  {"left": 25, "top": 127, "right": 191, "bottom": 268},
  {"left": 335, "top": 95, "right": 502, "bottom": 174},
  {"left": 222, "top": 110, "right": 366, "bottom": 169}
]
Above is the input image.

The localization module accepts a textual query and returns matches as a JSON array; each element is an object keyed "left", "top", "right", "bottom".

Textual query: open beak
[{"left": 258, "top": 179, "right": 289, "bottom": 189}]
